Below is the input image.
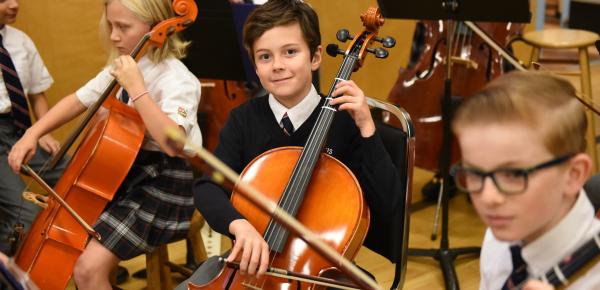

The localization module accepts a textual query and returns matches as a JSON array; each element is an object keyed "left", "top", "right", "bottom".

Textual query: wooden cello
[
  {"left": 13, "top": 1, "right": 198, "bottom": 289},
  {"left": 386, "top": 20, "right": 523, "bottom": 171},
  {"left": 186, "top": 7, "right": 391, "bottom": 290}
]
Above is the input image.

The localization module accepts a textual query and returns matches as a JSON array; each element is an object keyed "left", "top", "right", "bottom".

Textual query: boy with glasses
[{"left": 451, "top": 71, "right": 600, "bottom": 290}]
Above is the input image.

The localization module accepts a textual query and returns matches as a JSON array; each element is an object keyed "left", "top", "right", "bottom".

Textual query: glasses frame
[{"left": 450, "top": 154, "right": 575, "bottom": 195}]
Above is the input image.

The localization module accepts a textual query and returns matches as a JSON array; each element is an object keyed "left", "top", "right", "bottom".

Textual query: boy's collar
[{"left": 268, "top": 84, "right": 320, "bottom": 130}]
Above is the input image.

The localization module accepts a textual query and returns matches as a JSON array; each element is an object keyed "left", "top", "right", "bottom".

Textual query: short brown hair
[
  {"left": 243, "top": 0, "right": 321, "bottom": 64},
  {"left": 452, "top": 71, "right": 587, "bottom": 156}
]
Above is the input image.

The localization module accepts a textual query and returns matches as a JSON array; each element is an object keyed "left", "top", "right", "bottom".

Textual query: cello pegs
[
  {"left": 326, "top": 44, "right": 345, "bottom": 57},
  {"left": 382, "top": 36, "right": 396, "bottom": 48},
  {"left": 182, "top": 19, "right": 194, "bottom": 27},
  {"left": 367, "top": 47, "right": 388, "bottom": 59},
  {"left": 336, "top": 29, "right": 353, "bottom": 42},
  {"left": 374, "top": 36, "right": 396, "bottom": 48}
]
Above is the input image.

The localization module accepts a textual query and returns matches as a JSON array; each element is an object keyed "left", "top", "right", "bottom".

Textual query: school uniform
[
  {"left": 479, "top": 190, "right": 600, "bottom": 290},
  {"left": 194, "top": 85, "right": 403, "bottom": 237},
  {"left": 76, "top": 55, "right": 202, "bottom": 259},
  {"left": 0, "top": 25, "right": 65, "bottom": 255}
]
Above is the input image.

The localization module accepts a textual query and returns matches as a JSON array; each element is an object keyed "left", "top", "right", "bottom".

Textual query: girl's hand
[
  {"left": 8, "top": 130, "right": 40, "bottom": 173},
  {"left": 329, "top": 80, "right": 375, "bottom": 137},
  {"left": 38, "top": 134, "right": 60, "bottom": 156},
  {"left": 109, "top": 55, "right": 147, "bottom": 98},
  {"left": 523, "top": 279, "right": 555, "bottom": 290},
  {"left": 227, "top": 219, "right": 270, "bottom": 278}
]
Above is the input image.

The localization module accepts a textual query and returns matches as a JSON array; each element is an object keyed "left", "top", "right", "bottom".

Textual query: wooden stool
[
  {"left": 146, "top": 210, "right": 208, "bottom": 290},
  {"left": 522, "top": 28, "right": 600, "bottom": 170}
]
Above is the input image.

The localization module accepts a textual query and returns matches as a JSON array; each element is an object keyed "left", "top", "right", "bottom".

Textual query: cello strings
[
  {"left": 259, "top": 55, "right": 355, "bottom": 290},
  {"left": 277, "top": 49, "right": 356, "bottom": 240},
  {"left": 271, "top": 53, "right": 354, "bottom": 247}
]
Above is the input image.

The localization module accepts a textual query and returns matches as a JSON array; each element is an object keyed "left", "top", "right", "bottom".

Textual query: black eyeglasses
[{"left": 450, "top": 154, "right": 574, "bottom": 195}]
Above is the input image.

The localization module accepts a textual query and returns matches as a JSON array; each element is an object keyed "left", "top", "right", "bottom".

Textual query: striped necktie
[
  {"left": 280, "top": 112, "right": 294, "bottom": 136},
  {"left": 502, "top": 245, "right": 529, "bottom": 290},
  {"left": 0, "top": 34, "right": 30, "bottom": 136}
]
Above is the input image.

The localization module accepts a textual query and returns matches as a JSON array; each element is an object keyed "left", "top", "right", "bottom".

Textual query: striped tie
[
  {"left": 280, "top": 112, "right": 294, "bottom": 136},
  {"left": 0, "top": 34, "right": 30, "bottom": 136},
  {"left": 502, "top": 245, "right": 529, "bottom": 290}
]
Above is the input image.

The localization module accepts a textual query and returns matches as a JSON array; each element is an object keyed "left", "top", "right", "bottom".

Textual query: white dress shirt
[
  {"left": 76, "top": 55, "right": 202, "bottom": 153},
  {"left": 268, "top": 84, "right": 320, "bottom": 131},
  {"left": 479, "top": 190, "right": 600, "bottom": 290},
  {"left": 0, "top": 25, "right": 53, "bottom": 114}
]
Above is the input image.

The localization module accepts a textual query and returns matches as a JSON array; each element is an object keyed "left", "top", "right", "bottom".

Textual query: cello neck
[
  {"left": 262, "top": 7, "right": 388, "bottom": 253},
  {"left": 541, "top": 231, "right": 600, "bottom": 288},
  {"left": 514, "top": 231, "right": 600, "bottom": 289},
  {"left": 263, "top": 54, "right": 360, "bottom": 253}
]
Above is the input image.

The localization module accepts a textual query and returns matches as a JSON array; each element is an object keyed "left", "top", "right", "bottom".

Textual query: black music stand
[
  {"left": 377, "top": 1, "right": 530, "bottom": 289},
  {"left": 182, "top": 0, "right": 258, "bottom": 83}
]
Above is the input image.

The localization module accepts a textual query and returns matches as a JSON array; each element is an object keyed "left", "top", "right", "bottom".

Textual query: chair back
[
  {"left": 583, "top": 174, "right": 600, "bottom": 219},
  {"left": 363, "top": 97, "right": 415, "bottom": 290}
]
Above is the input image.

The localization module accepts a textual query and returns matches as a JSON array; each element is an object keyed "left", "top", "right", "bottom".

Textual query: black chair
[
  {"left": 583, "top": 173, "right": 600, "bottom": 215},
  {"left": 363, "top": 97, "right": 416, "bottom": 290}
]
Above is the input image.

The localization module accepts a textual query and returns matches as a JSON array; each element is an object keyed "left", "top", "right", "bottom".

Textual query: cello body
[
  {"left": 387, "top": 20, "right": 522, "bottom": 171},
  {"left": 15, "top": 97, "right": 144, "bottom": 290},
  {"left": 190, "top": 148, "right": 369, "bottom": 289}
]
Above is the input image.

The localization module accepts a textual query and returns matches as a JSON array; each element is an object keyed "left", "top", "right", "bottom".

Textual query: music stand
[
  {"left": 377, "top": 1, "right": 530, "bottom": 289},
  {"left": 182, "top": 0, "right": 258, "bottom": 83}
]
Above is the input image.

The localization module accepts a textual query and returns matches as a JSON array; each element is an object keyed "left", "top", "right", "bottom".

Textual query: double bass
[
  {"left": 198, "top": 79, "right": 250, "bottom": 152},
  {"left": 185, "top": 7, "right": 393, "bottom": 290},
  {"left": 387, "top": 20, "right": 523, "bottom": 171},
  {"left": 13, "top": 1, "right": 197, "bottom": 289}
]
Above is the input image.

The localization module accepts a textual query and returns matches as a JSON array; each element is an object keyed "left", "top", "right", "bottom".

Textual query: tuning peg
[
  {"left": 367, "top": 47, "right": 389, "bottom": 59},
  {"left": 326, "top": 44, "right": 345, "bottom": 57},
  {"left": 336, "top": 29, "right": 353, "bottom": 42},
  {"left": 374, "top": 36, "right": 396, "bottom": 48}
]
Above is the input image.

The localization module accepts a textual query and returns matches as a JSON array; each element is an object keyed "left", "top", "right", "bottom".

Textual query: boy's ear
[
  {"left": 565, "top": 153, "right": 593, "bottom": 197},
  {"left": 311, "top": 45, "right": 322, "bottom": 71}
]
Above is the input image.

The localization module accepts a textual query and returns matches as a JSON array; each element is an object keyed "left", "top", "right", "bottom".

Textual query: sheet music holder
[
  {"left": 376, "top": 1, "right": 530, "bottom": 290},
  {"left": 182, "top": 0, "right": 258, "bottom": 83},
  {"left": 378, "top": 0, "right": 530, "bottom": 23}
]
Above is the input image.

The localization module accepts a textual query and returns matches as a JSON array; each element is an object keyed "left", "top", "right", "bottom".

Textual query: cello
[
  {"left": 185, "top": 7, "right": 392, "bottom": 290},
  {"left": 13, "top": 1, "right": 197, "bottom": 289},
  {"left": 386, "top": 20, "right": 523, "bottom": 171}
]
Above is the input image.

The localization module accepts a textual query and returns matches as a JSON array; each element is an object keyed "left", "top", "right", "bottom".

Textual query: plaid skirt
[{"left": 94, "top": 149, "right": 195, "bottom": 260}]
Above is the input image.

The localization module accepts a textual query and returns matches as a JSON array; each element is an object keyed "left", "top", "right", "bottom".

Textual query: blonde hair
[
  {"left": 452, "top": 71, "right": 587, "bottom": 156},
  {"left": 99, "top": 0, "right": 190, "bottom": 64}
]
